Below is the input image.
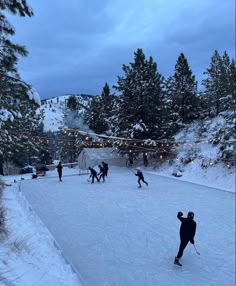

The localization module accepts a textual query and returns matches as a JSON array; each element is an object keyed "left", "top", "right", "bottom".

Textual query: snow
[
  {"left": 27, "top": 88, "right": 41, "bottom": 105},
  {"left": 38, "top": 95, "right": 92, "bottom": 132},
  {"left": 1, "top": 173, "right": 82, "bottom": 286},
  {"left": 0, "top": 109, "right": 14, "bottom": 127},
  {"left": 37, "top": 102, "right": 64, "bottom": 132},
  {"left": 1, "top": 164, "right": 235, "bottom": 286},
  {"left": 0, "top": 95, "right": 235, "bottom": 285},
  {"left": 155, "top": 160, "right": 235, "bottom": 193}
]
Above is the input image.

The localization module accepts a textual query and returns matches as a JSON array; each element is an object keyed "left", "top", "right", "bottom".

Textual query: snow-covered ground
[
  {"left": 1, "top": 165, "right": 235, "bottom": 286},
  {"left": 151, "top": 160, "right": 235, "bottom": 193},
  {"left": 0, "top": 172, "right": 82, "bottom": 286}
]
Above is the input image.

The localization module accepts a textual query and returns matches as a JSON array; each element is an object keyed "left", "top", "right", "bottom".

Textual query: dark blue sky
[{"left": 8, "top": 0, "right": 235, "bottom": 99}]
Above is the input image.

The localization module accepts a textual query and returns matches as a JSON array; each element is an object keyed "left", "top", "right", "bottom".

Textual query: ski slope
[{"left": 20, "top": 166, "right": 235, "bottom": 286}]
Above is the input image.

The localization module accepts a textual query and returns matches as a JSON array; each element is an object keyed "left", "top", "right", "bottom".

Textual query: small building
[{"left": 78, "top": 147, "right": 126, "bottom": 170}]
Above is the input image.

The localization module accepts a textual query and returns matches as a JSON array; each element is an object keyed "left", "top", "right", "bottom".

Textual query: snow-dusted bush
[{"left": 0, "top": 179, "right": 8, "bottom": 240}]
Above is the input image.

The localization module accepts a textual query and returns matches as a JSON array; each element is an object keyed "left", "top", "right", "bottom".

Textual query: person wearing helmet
[
  {"left": 174, "top": 211, "right": 197, "bottom": 266},
  {"left": 135, "top": 167, "right": 148, "bottom": 188}
]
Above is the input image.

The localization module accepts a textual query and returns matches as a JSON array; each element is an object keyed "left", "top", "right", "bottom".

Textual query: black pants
[
  {"left": 176, "top": 239, "right": 190, "bottom": 259},
  {"left": 58, "top": 171, "right": 62, "bottom": 181},
  {"left": 99, "top": 173, "right": 105, "bottom": 182},
  {"left": 91, "top": 175, "right": 99, "bottom": 183},
  {"left": 138, "top": 178, "right": 148, "bottom": 186}
]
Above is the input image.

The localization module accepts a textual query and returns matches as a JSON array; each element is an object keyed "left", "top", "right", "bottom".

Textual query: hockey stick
[{"left": 193, "top": 244, "right": 200, "bottom": 255}]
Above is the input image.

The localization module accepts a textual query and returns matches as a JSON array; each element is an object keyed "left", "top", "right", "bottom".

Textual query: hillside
[
  {"left": 154, "top": 117, "right": 235, "bottom": 192},
  {"left": 38, "top": 94, "right": 93, "bottom": 132}
]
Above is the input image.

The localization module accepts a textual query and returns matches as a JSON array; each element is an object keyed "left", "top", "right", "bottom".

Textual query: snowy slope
[
  {"left": 0, "top": 174, "right": 82, "bottom": 286},
  {"left": 38, "top": 94, "right": 92, "bottom": 132}
]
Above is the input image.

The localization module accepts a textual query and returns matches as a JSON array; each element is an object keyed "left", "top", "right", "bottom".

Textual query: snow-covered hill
[
  {"left": 147, "top": 114, "right": 234, "bottom": 192},
  {"left": 38, "top": 94, "right": 93, "bottom": 132}
]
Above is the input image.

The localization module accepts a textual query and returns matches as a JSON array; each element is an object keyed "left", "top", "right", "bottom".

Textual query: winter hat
[
  {"left": 137, "top": 167, "right": 141, "bottom": 171},
  {"left": 187, "top": 211, "right": 194, "bottom": 219}
]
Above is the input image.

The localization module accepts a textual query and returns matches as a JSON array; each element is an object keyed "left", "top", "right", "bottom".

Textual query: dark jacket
[
  {"left": 135, "top": 170, "right": 144, "bottom": 180},
  {"left": 57, "top": 163, "right": 63, "bottom": 173},
  {"left": 98, "top": 165, "right": 105, "bottom": 175},
  {"left": 177, "top": 213, "right": 196, "bottom": 243},
  {"left": 102, "top": 162, "right": 108, "bottom": 171},
  {"left": 89, "top": 167, "right": 97, "bottom": 176}
]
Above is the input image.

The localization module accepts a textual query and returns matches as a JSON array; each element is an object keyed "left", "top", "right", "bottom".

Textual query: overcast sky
[{"left": 8, "top": 0, "right": 235, "bottom": 100}]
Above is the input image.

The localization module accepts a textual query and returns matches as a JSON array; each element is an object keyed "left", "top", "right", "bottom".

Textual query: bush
[{"left": 0, "top": 178, "right": 8, "bottom": 240}]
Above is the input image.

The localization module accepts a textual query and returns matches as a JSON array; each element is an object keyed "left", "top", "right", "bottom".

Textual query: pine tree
[
  {"left": 202, "top": 50, "right": 222, "bottom": 116},
  {"left": 229, "top": 59, "right": 236, "bottom": 112},
  {"left": 202, "top": 50, "right": 235, "bottom": 117},
  {"left": 67, "top": 95, "right": 78, "bottom": 111},
  {"left": 99, "top": 82, "right": 115, "bottom": 133},
  {"left": 219, "top": 51, "right": 235, "bottom": 112},
  {"left": 0, "top": 1, "right": 43, "bottom": 173},
  {"left": 114, "top": 48, "right": 164, "bottom": 140},
  {"left": 100, "top": 83, "right": 113, "bottom": 117},
  {"left": 162, "top": 76, "right": 179, "bottom": 136},
  {"left": 172, "top": 53, "right": 198, "bottom": 125},
  {"left": 85, "top": 96, "right": 107, "bottom": 133}
]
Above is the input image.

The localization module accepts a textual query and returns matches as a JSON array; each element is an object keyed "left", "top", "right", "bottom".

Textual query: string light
[{"left": 0, "top": 128, "right": 235, "bottom": 162}]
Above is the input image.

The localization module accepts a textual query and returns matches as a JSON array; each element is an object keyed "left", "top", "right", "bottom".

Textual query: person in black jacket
[
  {"left": 135, "top": 167, "right": 148, "bottom": 188},
  {"left": 98, "top": 164, "right": 106, "bottom": 182},
  {"left": 88, "top": 167, "right": 100, "bottom": 183},
  {"left": 174, "top": 211, "right": 197, "bottom": 266},
  {"left": 102, "top": 161, "right": 109, "bottom": 176},
  {"left": 56, "top": 161, "right": 63, "bottom": 182}
]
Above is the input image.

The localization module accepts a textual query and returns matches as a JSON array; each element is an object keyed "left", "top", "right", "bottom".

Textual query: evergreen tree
[
  {"left": 218, "top": 112, "right": 235, "bottom": 164},
  {"left": 114, "top": 48, "right": 164, "bottom": 140},
  {"left": 162, "top": 76, "right": 180, "bottom": 136},
  {"left": 0, "top": 1, "right": 43, "bottom": 172},
  {"left": 99, "top": 82, "right": 116, "bottom": 133},
  {"left": 67, "top": 95, "right": 78, "bottom": 111},
  {"left": 202, "top": 50, "right": 235, "bottom": 116},
  {"left": 219, "top": 51, "right": 235, "bottom": 112},
  {"left": 85, "top": 96, "right": 107, "bottom": 133},
  {"left": 202, "top": 50, "right": 222, "bottom": 116},
  {"left": 85, "top": 83, "right": 116, "bottom": 135},
  {"left": 100, "top": 83, "right": 113, "bottom": 118},
  {"left": 172, "top": 53, "right": 198, "bottom": 125},
  {"left": 229, "top": 59, "right": 236, "bottom": 112}
]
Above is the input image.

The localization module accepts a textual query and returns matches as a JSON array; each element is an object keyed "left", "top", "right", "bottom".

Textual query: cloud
[{"left": 6, "top": 0, "right": 235, "bottom": 99}]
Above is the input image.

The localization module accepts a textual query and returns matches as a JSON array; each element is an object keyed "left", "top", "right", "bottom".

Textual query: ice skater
[
  {"left": 135, "top": 167, "right": 148, "bottom": 188},
  {"left": 98, "top": 164, "right": 106, "bottom": 182},
  {"left": 174, "top": 211, "right": 197, "bottom": 266},
  {"left": 102, "top": 161, "right": 109, "bottom": 176},
  {"left": 56, "top": 161, "right": 63, "bottom": 182},
  {"left": 88, "top": 167, "right": 100, "bottom": 183}
]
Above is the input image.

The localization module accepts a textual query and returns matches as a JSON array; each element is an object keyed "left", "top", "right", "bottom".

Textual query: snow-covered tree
[
  {"left": 85, "top": 96, "right": 107, "bottom": 133},
  {"left": 162, "top": 76, "right": 180, "bottom": 136},
  {"left": 172, "top": 53, "right": 199, "bottom": 125},
  {"left": 114, "top": 48, "right": 165, "bottom": 140},
  {"left": 202, "top": 50, "right": 234, "bottom": 116},
  {"left": 219, "top": 51, "right": 235, "bottom": 112},
  {"left": 67, "top": 95, "right": 78, "bottom": 111},
  {"left": 0, "top": 1, "right": 43, "bottom": 173}
]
